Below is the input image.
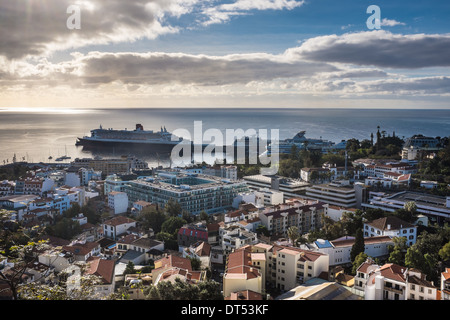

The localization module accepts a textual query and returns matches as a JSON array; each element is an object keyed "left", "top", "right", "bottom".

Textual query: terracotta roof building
[{"left": 364, "top": 216, "right": 417, "bottom": 246}]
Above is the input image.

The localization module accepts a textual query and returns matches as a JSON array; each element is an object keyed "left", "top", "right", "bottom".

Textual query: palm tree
[{"left": 287, "top": 226, "right": 300, "bottom": 246}]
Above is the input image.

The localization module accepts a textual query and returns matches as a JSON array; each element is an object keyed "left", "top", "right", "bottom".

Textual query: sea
[{"left": 0, "top": 108, "right": 449, "bottom": 168}]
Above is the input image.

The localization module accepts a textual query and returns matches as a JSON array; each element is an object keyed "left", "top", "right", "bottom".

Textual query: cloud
[
  {"left": 0, "top": 50, "right": 338, "bottom": 88},
  {"left": 290, "top": 30, "right": 450, "bottom": 68},
  {"left": 290, "top": 75, "right": 450, "bottom": 96},
  {"left": 356, "top": 76, "right": 450, "bottom": 95},
  {"left": 381, "top": 18, "right": 406, "bottom": 27},
  {"left": 200, "top": 0, "right": 305, "bottom": 26},
  {"left": 0, "top": 0, "right": 198, "bottom": 60}
]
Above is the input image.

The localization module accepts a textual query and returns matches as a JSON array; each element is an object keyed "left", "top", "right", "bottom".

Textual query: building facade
[{"left": 125, "top": 172, "right": 249, "bottom": 214}]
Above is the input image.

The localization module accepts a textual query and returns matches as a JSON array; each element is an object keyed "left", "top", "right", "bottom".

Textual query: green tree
[
  {"left": 198, "top": 210, "right": 209, "bottom": 222},
  {"left": 286, "top": 226, "right": 300, "bottom": 246},
  {"left": 0, "top": 240, "right": 50, "bottom": 300},
  {"left": 164, "top": 198, "right": 183, "bottom": 217},
  {"left": 46, "top": 217, "right": 82, "bottom": 240},
  {"left": 124, "top": 261, "right": 137, "bottom": 275},
  {"left": 63, "top": 203, "right": 81, "bottom": 218},
  {"left": 393, "top": 201, "right": 418, "bottom": 223},
  {"left": 321, "top": 215, "right": 345, "bottom": 240},
  {"left": 346, "top": 138, "right": 360, "bottom": 152},
  {"left": 350, "top": 228, "right": 365, "bottom": 263},
  {"left": 137, "top": 206, "right": 167, "bottom": 234},
  {"left": 278, "top": 158, "right": 302, "bottom": 178},
  {"left": 321, "top": 153, "right": 345, "bottom": 167},
  {"left": 341, "top": 210, "right": 363, "bottom": 236},
  {"left": 439, "top": 242, "right": 450, "bottom": 262},
  {"left": 363, "top": 208, "right": 386, "bottom": 221},
  {"left": 189, "top": 257, "right": 202, "bottom": 271},
  {"left": 405, "top": 245, "right": 437, "bottom": 281},
  {"left": 388, "top": 237, "right": 408, "bottom": 265},
  {"left": 161, "top": 217, "right": 187, "bottom": 237},
  {"left": 256, "top": 225, "right": 270, "bottom": 237},
  {"left": 405, "top": 231, "right": 442, "bottom": 282}
]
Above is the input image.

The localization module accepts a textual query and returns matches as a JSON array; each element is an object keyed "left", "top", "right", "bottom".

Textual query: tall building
[
  {"left": 305, "top": 182, "right": 359, "bottom": 208},
  {"left": 243, "top": 174, "right": 310, "bottom": 200},
  {"left": 71, "top": 155, "right": 148, "bottom": 175},
  {"left": 125, "top": 171, "right": 249, "bottom": 214},
  {"left": 258, "top": 198, "right": 325, "bottom": 235}
]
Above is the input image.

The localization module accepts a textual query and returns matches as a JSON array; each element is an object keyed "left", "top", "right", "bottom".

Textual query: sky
[{"left": 0, "top": 0, "right": 450, "bottom": 110}]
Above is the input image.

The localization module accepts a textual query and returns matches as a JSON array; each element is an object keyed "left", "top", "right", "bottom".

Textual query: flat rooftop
[
  {"left": 385, "top": 191, "right": 447, "bottom": 208},
  {"left": 131, "top": 172, "right": 245, "bottom": 191},
  {"left": 243, "top": 175, "right": 309, "bottom": 187}
]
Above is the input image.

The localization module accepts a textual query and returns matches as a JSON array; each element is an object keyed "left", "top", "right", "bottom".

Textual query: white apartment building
[
  {"left": 274, "top": 246, "right": 329, "bottom": 291},
  {"left": 323, "top": 204, "right": 358, "bottom": 222},
  {"left": 22, "top": 177, "right": 55, "bottom": 196},
  {"left": 312, "top": 236, "right": 394, "bottom": 266},
  {"left": 220, "top": 225, "right": 258, "bottom": 253},
  {"left": 361, "top": 162, "right": 417, "bottom": 178},
  {"left": 28, "top": 195, "right": 71, "bottom": 216},
  {"left": 363, "top": 263, "right": 437, "bottom": 300},
  {"left": 108, "top": 191, "right": 128, "bottom": 214},
  {"left": 79, "top": 168, "right": 102, "bottom": 186},
  {"left": 104, "top": 175, "right": 129, "bottom": 195},
  {"left": 354, "top": 259, "right": 379, "bottom": 292},
  {"left": 223, "top": 247, "right": 264, "bottom": 298},
  {"left": 64, "top": 171, "right": 81, "bottom": 188},
  {"left": 182, "top": 241, "right": 212, "bottom": 270},
  {"left": 364, "top": 177, "right": 393, "bottom": 188},
  {"left": 0, "top": 180, "right": 14, "bottom": 196},
  {"left": 102, "top": 216, "right": 137, "bottom": 240},
  {"left": 364, "top": 216, "right": 417, "bottom": 246},
  {"left": 250, "top": 243, "right": 329, "bottom": 292},
  {"left": 258, "top": 198, "right": 324, "bottom": 235},
  {"left": 254, "top": 188, "right": 284, "bottom": 207}
]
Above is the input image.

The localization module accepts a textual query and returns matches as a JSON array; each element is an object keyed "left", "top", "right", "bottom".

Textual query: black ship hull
[{"left": 76, "top": 137, "right": 180, "bottom": 153}]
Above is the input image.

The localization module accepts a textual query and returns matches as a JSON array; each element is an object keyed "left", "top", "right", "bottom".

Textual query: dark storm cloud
[{"left": 292, "top": 30, "right": 450, "bottom": 69}]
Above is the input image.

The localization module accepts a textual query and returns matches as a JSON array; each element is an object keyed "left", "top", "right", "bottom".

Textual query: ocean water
[{"left": 0, "top": 108, "right": 449, "bottom": 168}]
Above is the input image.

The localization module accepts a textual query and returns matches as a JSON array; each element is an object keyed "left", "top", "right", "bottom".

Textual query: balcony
[{"left": 384, "top": 286, "right": 404, "bottom": 295}]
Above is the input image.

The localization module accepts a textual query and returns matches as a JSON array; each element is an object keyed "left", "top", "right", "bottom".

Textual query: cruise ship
[
  {"left": 76, "top": 124, "right": 185, "bottom": 151},
  {"left": 261, "top": 131, "right": 346, "bottom": 156}
]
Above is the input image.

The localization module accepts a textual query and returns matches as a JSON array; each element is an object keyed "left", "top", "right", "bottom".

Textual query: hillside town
[{"left": 1, "top": 131, "right": 450, "bottom": 301}]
